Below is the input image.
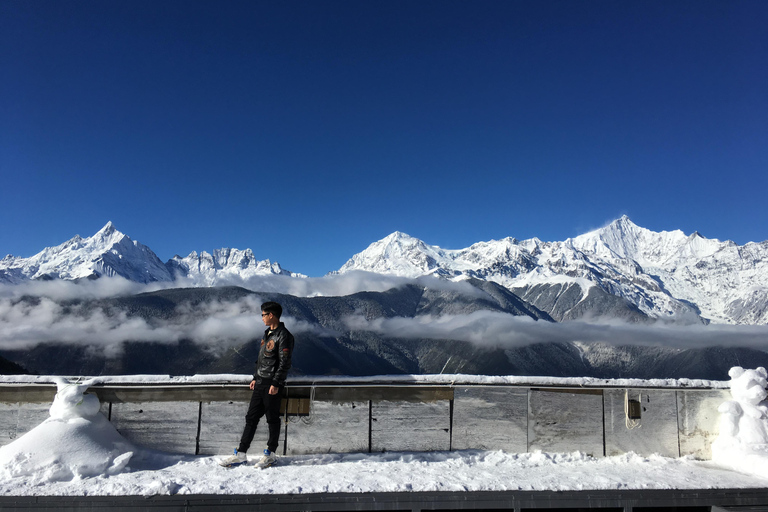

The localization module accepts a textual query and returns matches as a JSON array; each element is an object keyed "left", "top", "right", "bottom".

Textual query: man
[{"left": 219, "top": 301, "right": 294, "bottom": 468}]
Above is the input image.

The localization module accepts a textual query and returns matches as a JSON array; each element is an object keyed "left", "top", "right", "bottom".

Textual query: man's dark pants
[{"left": 238, "top": 378, "right": 282, "bottom": 454}]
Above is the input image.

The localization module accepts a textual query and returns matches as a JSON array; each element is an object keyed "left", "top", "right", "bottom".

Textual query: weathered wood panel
[
  {"left": 677, "top": 389, "right": 730, "bottom": 459},
  {"left": 312, "top": 387, "right": 452, "bottom": 403},
  {"left": 452, "top": 387, "right": 527, "bottom": 452},
  {"left": 286, "top": 400, "right": 369, "bottom": 455},
  {"left": 528, "top": 389, "right": 604, "bottom": 457},
  {"left": 109, "top": 401, "right": 200, "bottom": 454},
  {"left": 371, "top": 401, "right": 450, "bottom": 452},
  {"left": 0, "top": 387, "right": 56, "bottom": 404},
  {"left": 0, "top": 403, "right": 51, "bottom": 446},
  {"left": 93, "top": 386, "right": 252, "bottom": 404},
  {"left": 604, "top": 389, "right": 679, "bottom": 457}
]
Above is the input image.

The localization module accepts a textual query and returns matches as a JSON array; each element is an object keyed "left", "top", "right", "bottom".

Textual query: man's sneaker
[
  {"left": 255, "top": 449, "right": 277, "bottom": 469},
  {"left": 219, "top": 449, "right": 247, "bottom": 467}
]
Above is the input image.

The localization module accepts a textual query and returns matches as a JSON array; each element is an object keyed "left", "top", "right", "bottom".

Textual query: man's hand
[
  {"left": 269, "top": 385, "right": 279, "bottom": 395},
  {"left": 249, "top": 380, "right": 256, "bottom": 390}
]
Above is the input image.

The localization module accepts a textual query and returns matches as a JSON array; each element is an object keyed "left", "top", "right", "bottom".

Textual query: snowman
[
  {"left": 712, "top": 367, "right": 768, "bottom": 476},
  {"left": 0, "top": 377, "right": 134, "bottom": 482}
]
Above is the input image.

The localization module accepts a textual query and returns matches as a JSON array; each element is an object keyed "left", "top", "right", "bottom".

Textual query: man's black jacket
[{"left": 254, "top": 322, "right": 294, "bottom": 386}]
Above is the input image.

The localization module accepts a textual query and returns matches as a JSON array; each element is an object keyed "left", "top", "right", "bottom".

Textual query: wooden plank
[
  {"left": 452, "top": 387, "right": 527, "bottom": 452},
  {"left": 604, "top": 389, "right": 680, "bottom": 457},
  {"left": 371, "top": 401, "right": 450, "bottom": 452},
  {"left": 109, "top": 401, "right": 200, "bottom": 455},
  {"left": 0, "top": 384, "right": 449, "bottom": 404},
  {"left": 528, "top": 389, "right": 604, "bottom": 457},
  {"left": 314, "top": 386, "right": 453, "bottom": 403},
  {"left": 677, "top": 389, "right": 730, "bottom": 460},
  {"left": 91, "top": 386, "right": 252, "bottom": 403},
  {"left": 0, "top": 387, "right": 56, "bottom": 404},
  {"left": 286, "top": 401, "right": 369, "bottom": 455},
  {"left": 281, "top": 398, "right": 310, "bottom": 416}
]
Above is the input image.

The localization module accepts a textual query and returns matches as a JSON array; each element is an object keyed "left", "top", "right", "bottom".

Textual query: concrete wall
[{"left": 0, "top": 383, "right": 728, "bottom": 459}]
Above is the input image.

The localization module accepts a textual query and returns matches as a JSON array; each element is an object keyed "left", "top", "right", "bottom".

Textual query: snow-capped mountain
[
  {"left": 3, "top": 218, "right": 767, "bottom": 326},
  {"left": 0, "top": 222, "right": 172, "bottom": 284},
  {"left": 0, "top": 223, "right": 300, "bottom": 286},
  {"left": 338, "top": 217, "right": 768, "bottom": 325},
  {"left": 569, "top": 218, "right": 768, "bottom": 325},
  {"left": 167, "top": 248, "right": 299, "bottom": 286}
]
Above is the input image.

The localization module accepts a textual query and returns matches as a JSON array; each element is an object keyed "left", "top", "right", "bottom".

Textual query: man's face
[{"left": 261, "top": 311, "right": 273, "bottom": 326}]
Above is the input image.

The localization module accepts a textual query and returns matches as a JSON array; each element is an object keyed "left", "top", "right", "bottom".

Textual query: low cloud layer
[
  {"left": 172, "top": 271, "right": 487, "bottom": 299},
  {"left": 0, "top": 276, "right": 168, "bottom": 301},
  {"left": 0, "top": 271, "right": 481, "bottom": 301},
  {"left": 342, "top": 310, "right": 768, "bottom": 350},
  {"left": 1, "top": 276, "right": 766, "bottom": 359},
  {"left": 0, "top": 292, "right": 334, "bottom": 357}
]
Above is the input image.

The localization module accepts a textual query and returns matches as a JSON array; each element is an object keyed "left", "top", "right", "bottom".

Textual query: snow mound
[{"left": 0, "top": 377, "right": 134, "bottom": 483}]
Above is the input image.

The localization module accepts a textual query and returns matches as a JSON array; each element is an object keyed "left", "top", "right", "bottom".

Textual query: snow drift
[{"left": 0, "top": 377, "right": 134, "bottom": 483}]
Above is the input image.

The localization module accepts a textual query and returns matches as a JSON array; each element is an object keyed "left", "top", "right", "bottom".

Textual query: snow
[
  {"left": 0, "top": 373, "right": 730, "bottom": 389},
  {"left": 3, "top": 449, "right": 767, "bottom": 497},
  {"left": 2, "top": 371, "right": 768, "bottom": 497}
]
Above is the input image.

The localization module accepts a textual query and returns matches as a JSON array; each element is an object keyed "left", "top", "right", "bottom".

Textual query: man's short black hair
[{"left": 261, "top": 301, "right": 283, "bottom": 319}]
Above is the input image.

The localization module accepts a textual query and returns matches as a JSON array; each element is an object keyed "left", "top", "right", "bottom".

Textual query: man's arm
[{"left": 272, "top": 331, "right": 294, "bottom": 386}]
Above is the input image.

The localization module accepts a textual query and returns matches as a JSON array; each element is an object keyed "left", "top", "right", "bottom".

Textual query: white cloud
[
  {"left": 0, "top": 285, "right": 340, "bottom": 357},
  {"left": 0, "top": 276, "right": 170, "bottom": 301},
  {"left": 342, "top": 310, "right": 768, "bottom": 350}
]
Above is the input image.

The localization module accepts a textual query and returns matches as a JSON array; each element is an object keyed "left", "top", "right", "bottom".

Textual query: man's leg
[
  {"left": 238, "top": 384, "right": 267, "bottom": 453},
  {"left": 264, "top": 385, "right": 283, "bottom": 454}
]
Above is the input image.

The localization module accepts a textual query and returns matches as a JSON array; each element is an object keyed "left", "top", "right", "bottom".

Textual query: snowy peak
[
  {"left": 571, "top": 216, "right": 657, "bottom": 261},
  {"left": 570, "top": 216, "right": 726, "bottom": 268},
  {"left": 0, "top": 223, "right": 173, "bottom": 284},
  {"left": 338, "top": 231, "right": 449, "bottom": 278},
  {"left": 168, "top": 247, "right": 301, "bottom": 285},
  {"left": 96, "top": 221, "right": 117, "bottom": 238},
  {"left": 0, "top": 223, "right": 300, "bottom": 286},
  {"left": 339, "top": 218, "right": 768, "bottom": 325}
]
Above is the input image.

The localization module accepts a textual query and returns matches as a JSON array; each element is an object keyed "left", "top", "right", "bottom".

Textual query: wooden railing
[{"left": 0, "top": 375, "right": 729, "bottom": 459}]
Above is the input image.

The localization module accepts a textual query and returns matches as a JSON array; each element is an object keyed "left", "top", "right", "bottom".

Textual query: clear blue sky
[{"left": 1, "top": 0, "right": 766, "bottom": 277}]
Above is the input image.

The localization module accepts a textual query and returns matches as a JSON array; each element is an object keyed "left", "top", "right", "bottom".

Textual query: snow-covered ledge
[{"left": 0, "top": 373, "right": 731, "bottom": 388}]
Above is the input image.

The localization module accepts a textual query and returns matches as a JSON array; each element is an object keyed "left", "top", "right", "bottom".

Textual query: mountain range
[
  {"left": 0, "top": 222, "right": 301, "bottom": 285},
  {"left": 340, "top": 217, "right": 768, "bottom": 325},
  {"left": 2, "top": 217, "right": 767, "bottom": 325},
  {"left": 1, "top": 218, "right": 767, "bottom": 379}
]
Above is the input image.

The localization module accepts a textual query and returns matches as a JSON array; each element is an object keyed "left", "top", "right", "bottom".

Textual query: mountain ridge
[
  {"left": 0, "top": 223, "right": 304, "bottom": 285},
  {"left": 339, "top": 216, "right": 768, "bottom": 325},
  {"left": 2, "top": 217, "right": 767, "bottom": 325}
]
